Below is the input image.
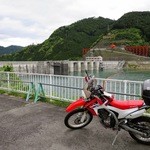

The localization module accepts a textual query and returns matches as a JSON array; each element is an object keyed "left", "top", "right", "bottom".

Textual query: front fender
[{"left": 66, "top": 98, "right": 86, "bottom": 112}]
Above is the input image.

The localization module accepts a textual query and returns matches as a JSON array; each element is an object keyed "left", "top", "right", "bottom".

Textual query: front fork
[
  {"left": 76, "top": 108, "right": 88, "bottom": 123},
  {"left": 80, "top": 111, "right": 88, "bottom": 123}
]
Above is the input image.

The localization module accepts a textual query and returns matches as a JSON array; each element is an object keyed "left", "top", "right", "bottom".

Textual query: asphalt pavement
[{"left": 0, "top": 94, "right": 149, "bottom": 150}]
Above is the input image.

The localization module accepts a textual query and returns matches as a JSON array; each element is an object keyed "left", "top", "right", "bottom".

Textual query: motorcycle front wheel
[
  {"left": 64, "top": 108, "right": 93, "bottom": 129},
  {"left": 129, "top": 117, "right": 150, "bottom": 145}
]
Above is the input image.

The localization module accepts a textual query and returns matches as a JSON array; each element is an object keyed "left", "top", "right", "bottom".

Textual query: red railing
[{"left": 125, "top": 46, "right": 150, "bottom": 57}]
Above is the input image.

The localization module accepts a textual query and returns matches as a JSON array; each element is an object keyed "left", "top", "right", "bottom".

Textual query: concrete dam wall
[{"left": 0, "top": 61, "right": 119, "bottom": 74}]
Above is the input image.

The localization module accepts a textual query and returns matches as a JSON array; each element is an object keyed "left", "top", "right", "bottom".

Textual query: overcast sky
[{"left": 0, "top": 0, "right": 149, "bottom": 47}]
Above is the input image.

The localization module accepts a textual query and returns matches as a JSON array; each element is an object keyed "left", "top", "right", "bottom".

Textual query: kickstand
[{"left": 112, "top": 130, "right": 119, "bottom": 146}]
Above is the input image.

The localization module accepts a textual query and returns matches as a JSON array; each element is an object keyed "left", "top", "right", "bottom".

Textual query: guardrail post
[
  {"left": 34, "top": 83, "right": 45, "bottom": 103},
  {"left": 123, "top": 80, "right": 127, "bottom": 100},
  {"left": 49, "top": 75, "right": 52, "bottom": 98},
  {"left": 26, "top": 82, "right": 36, "bottom": 101},
  {"left": 7, "top": 72, "right": 10, "bottom": 89}
]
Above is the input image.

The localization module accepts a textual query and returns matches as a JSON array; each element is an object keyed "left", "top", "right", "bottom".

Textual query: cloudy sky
[{"left": 0, "top": 0, "right": 149, "bottom": 47}]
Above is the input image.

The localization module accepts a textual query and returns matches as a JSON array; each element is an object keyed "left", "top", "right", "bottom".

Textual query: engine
[{"left": 98, "top": 109, "right": 117, "bottom": 128}]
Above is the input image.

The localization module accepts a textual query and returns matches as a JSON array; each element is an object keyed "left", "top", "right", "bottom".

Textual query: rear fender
[{"left": 66, "top": 98, "right": 86, "bottom": 112}]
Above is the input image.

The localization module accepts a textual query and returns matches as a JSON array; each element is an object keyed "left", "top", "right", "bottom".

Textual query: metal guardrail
[{"left": 0, "top": 72, "right": 143, "bottom": 101}]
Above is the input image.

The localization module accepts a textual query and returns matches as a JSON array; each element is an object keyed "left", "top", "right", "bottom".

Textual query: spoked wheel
[
  {"left": 64, "top": 108, "right": 93, "bottom": 129},
  {"left": 129, "top": 117, "right": 150, "bottom": 145}
]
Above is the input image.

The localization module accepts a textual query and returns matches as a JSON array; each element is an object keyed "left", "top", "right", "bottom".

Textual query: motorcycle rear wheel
[
  {"left": 64, "top": 108, "right": 93, "bottom": 129},
  {"left": 129, "top": 117, "right": 150, "bottom": 145}
]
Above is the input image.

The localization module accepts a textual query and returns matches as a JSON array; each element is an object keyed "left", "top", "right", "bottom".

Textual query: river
[{"left": 70, "top": 69, "right": 150, "bottom": 81}]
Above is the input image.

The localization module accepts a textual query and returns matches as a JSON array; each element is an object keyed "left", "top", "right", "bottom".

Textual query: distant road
[{"left": 0, "top": 94, "right": 149, "bottom": 150}]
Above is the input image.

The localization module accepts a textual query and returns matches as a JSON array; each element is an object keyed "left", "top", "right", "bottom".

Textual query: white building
[{"left": 86, "top": 56, "right": 103, "bottom": 61}]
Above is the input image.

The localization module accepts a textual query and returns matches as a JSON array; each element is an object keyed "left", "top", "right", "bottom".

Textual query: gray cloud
[{"left": 0, "top": 0, "right": 149, "bottom": 47}]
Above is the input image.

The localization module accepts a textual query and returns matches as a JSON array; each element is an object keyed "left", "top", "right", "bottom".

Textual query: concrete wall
[
  {"left": 125, "top": 61, "right": 150, "bottom": 70},
  {"left": 103, "top": 61, "right": 119, "bottom": 69},
  {"left": 0, "top": 61, "right": 120, "bottom": 74}
]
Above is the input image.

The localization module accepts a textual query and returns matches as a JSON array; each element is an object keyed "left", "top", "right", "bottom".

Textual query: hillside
[
  {"left": 90, "top": 49, "right": 150, "bottom": 61},
  {"left": 112, "top": 11, "right": 150, "bottom": 42},
  {"left": 0, "top": 45, "right": 23, "bottom": 55},
  {"left": 88, "top": 27, "right": 150, "bottom": 61},
  {"left": 0, "top": 11, "right": 150, "bottom": 61},
  {"left": 1, "top": 17, "right": 114, "bottom": 61},
  {"left": 92, "top": 28, "right": 146, "bottom": 48}
]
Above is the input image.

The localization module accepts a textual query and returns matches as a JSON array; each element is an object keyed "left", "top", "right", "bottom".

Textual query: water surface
[{"left": 70, "top": 69, "right": 150, "bottom": 81}]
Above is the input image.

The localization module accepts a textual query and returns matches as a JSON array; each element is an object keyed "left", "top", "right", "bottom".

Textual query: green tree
[{"left": 2, "top": 65, "right": 13, "bottom": 72}]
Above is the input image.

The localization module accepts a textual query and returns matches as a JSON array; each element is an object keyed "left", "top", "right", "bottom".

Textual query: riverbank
[{"left": 124, "top": 61, "right": 150, "bottom": 70}]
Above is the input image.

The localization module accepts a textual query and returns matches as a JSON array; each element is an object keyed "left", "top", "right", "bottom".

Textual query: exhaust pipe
[{"left": 120, "top": 124, "right": 147, "bottom": 136}]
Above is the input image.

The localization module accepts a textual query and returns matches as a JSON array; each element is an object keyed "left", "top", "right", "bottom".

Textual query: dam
[{"left": 0, "top": 60, "right": 119, "bottom": 75}]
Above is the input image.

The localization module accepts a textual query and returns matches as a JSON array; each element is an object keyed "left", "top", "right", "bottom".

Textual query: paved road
[{"left": 0, "top": 94, "right": 149, "bottom": 150}]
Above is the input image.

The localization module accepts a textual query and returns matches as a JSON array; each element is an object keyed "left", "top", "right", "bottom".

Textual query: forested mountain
[
  {"left": 0, "top": 45, "right": 23, "bottom": 55},
  {"left": 112, "top": 11, "right": 150, "bottom": 42},
  {"left": 1, "top": 17, "right": 114, "bottom": 61},
  {"left": 0, "top": 11, "right": 150, "bottom": 61}
]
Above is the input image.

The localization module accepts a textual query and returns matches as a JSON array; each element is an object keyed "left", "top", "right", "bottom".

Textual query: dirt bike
[{"left": 64, "top": 71, "right": 150, "bottom": 145}]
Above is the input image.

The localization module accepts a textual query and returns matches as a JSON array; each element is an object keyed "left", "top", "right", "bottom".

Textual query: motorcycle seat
[{"left": 110, "top": 100, "right": 144, "bottom": 110}]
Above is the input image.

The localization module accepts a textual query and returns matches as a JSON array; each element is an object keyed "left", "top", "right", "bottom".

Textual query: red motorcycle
[{"left": 64, "top": 71, "right": 150, "bottom": 145}]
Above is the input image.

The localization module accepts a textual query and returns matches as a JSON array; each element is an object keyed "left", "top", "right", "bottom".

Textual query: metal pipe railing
[{"left": 0, "top": 72, "right": 143, "bottom": 101}]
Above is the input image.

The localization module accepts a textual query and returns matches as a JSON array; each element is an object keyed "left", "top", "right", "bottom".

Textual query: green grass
[
  {"left": 0, "top": 89, "right": 6, "bottom": 94},
  {"left": 0, "top": 89, "right": 27, "bottom": 99},
  {"left": 0, "top": 89, "right": 71, "bottom": 107},
  {"left": 38, "top": 96, "right": 71, "bottom": 107}
]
